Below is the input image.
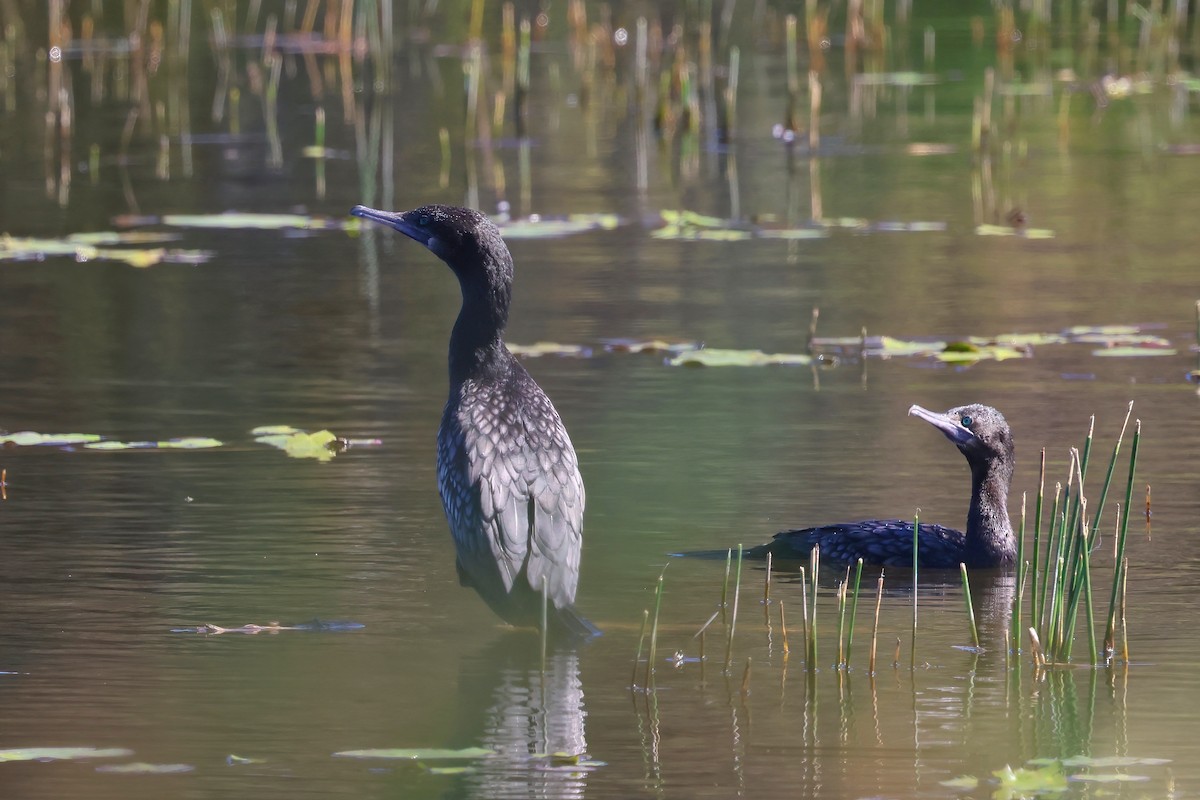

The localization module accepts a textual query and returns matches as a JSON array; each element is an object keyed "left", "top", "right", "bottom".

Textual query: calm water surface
[{"left": 2, "top": 3, "right": 1200, "bottom": 798}]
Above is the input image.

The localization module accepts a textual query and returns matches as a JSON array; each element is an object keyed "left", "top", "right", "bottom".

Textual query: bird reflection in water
[{"left": 453, "top": 636, "right": 593, "bottom": 800}]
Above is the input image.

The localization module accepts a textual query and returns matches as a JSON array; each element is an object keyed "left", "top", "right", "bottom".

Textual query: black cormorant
[
  {"left": 351, "top": 203, "right": 597, "bottom": 637},
  {"left": 749, "top": 404, "right": 1016, "bottom": 569}
]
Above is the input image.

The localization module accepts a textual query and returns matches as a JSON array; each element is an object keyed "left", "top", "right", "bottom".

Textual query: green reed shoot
[
  {"left": 764, "top": 552, "right": 773, "bottom": 607},
  {"left": 1104, "top": 420, "right": 1140, "bottom": 654},
  {"left": 720, "top": 548, "right": 732, "bottom": 613},
  {"left": 1031, "top": 449, "right": 1046, "bottom": 625},
  {"left": 836, "top": 572, "right": 848, "bottom": 668},
  {"left": 724, "top": 545, "right": 743, "bottom": 672},
  {"left": 632, "top": 609, "right": 649, "bottom": 688},
  {"left": 541, "top": 575, "right": 549, "bottom": 672},
  {"left": 959, "top": 563, "right": 980, "bottom": 649},
  {"left": 1037, "top": 480, "right": 1061, "bottom": 630},
  {"left": 779, "top": 599, "right": 790, "bottom": 654},
  {"left": 1010, "top": 492, "right": 1027, "bottom": 651},
  {"left": 845, "top": 558, "right": 864, "bottom": 666},
  {"left": 1089, "top": 402, "right": 1134, "bottom": 542},
  {"left": 911, "top": 509, "right": 919, "bottom": 669},
  {"left": 807, "top": 545, "right": 820, "bottom": 669},
  {"left": 799, "top": 565, "right": 810, "bottom": 663},
  {"left": 647, "top": 566, "right": 667, "bottom": 687},
  {"left": 869, "top": 572, "right": 884, "bottom": 674}
]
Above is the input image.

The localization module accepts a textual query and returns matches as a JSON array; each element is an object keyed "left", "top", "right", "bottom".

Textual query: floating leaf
[
  {"left": 160, "top": 212, "right": 349, "bottom": 231},
  {"left": 254, "top": 429, "right": 341, "bottom": 461},
  {"left": 226, "top": 754, "right": 264, "bottom": 765},
  {"left": 993, "top": 763, "right": 1069, "bottom": 794},
  {"left": 1060, "top": 756, "right": 1170, "bottom": 768},
  {"left": 602, "top": 338, "right": 699, "bottom": 355},
  {"left": 334, "top": 747, "right": 493, "bottom": 760},
  {"left": 939, "top": 775, "right": 979, "bottom": 789},
  {"left": 937, "top": 344, "right": 1025, "bottom": 363},
  {"left": 96, "top": 762, "right": 194, "bottom": 774},
  {"left": 84, "top": 437, "right": 223, "bottom": 451},
  {"left": 66, "top": 231, "right": 179, "bottom": 245},
  {"left": 660, "top": 209, "right": 728, "bottom": 228},
  {"left": 869, "top": 336, "right": 947, "bottom": 358},
  {"left": 854, "top": 71, "right": 938, "bottom": 86},
  {"left": 971, "top": 332, "right": 1068, "bottom": 347},
  {"left": 975, "top": 224, "right": 1056, "bottom": 239},
  {"left": 0, "top": 747, "right": 133, "bottom": 762},
  {"left": 0, "top": 236, "right": 211, "bottom": 267},
  {"left": 1068, "top": 773, "right": 1150, "bottom": 783},
  {"left": 1091, "top": 347, "right": 1177, "bottom": 357},
  {"left": 250, "top": 425, "right": 304, "bottom": 436},
  {"left": 755, "top": 227, "right": 830, "bottom": 240},
  {"left": 0, "top": 432, "right": 103, "bottom": 446},
  {"left": 906, "top": 143, "right": 958, "bottom": 156},
  {"left": 667, "top": 348, "right": 812, "bottom": 367},
  {"left": 498, "top": 213, "right": 620, "bottom": 238},
  {"left": 652, "top": 224, "right": 753, "bottom": 241},
  {"left": 508, "top": 342, "right": 593, "bottom": 358},
  {"left": 423, "top": 764, "right": 476, "bottom": 775}
]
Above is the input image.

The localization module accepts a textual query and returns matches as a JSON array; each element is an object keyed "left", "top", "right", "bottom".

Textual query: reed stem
[
  {"left": 845, "top": 558, "right": 864, "bottom": 666},
  {"left": 725, "top": 545, "right": 743, "bottom": 672},
  {"left": 959, "top": 563, "right": 980, "bottom": 648},
  {"left": 1104, "top": 420, "right": 1140, "bottom": 653},
  {"left": 647, "top": 567, "right": 667, "bottom": 687},
  {"left": 869, "top": 572, "right": 884, "bottom": 674},
  {"left": 633, "top": 609, "right": 649, "bottom": 688}
]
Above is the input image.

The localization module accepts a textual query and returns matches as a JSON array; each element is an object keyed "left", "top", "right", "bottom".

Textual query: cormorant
[
  {"left": 749, "top": 404, "right": 1016, "bottom": 569},
  {"left": 351, "top": 203, "right": 597, "bottom": 637}
]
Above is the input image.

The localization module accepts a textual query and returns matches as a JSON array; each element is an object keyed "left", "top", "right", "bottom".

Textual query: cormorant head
[
  {"left": 908, "top": 403, "right": 1014, "bottom": 474},
  {"left": 350, "top": 204, "right": 514, "bottom": 294}
]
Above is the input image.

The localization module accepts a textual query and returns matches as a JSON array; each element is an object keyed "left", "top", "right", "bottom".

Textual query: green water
[{"left": 2, "top": 2, "right": 1200, "bottom": 798}]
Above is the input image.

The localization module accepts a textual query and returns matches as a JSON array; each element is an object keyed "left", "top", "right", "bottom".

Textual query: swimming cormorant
[
  {"left": 351, "top": 203, "right": 597, "bottom": 637},
  {"left": 749, "top": 404, "right": 1016, "bottom": 569}
]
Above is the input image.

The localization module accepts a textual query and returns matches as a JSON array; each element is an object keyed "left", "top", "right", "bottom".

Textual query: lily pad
[
  {"left": 937, "top": 344, "right": 1025, "bottom": 363},
  {"left": 334, "top": 747, "right": 493, "bottom": 760},
  {"left": 424, "top": 764, "right": 476, "bottom": 775},
  {"left": 96, "top": 762, "right": 194, "bottom": 774},
  {"left": 660, "top": 209, "right": 728, "bottom": 228},
  {"left": 939, "top": 775, "right": 979, "bottom": 789},
  {"left": 854, "top": 71, "right": 938, "bottom": 86},
  {"left": 508, "top": 342, "right": 593, "bottom": 358},
  {"left": 667, "top": 347, "right": 812, "bottom": 367},
  {"left": 0, "top": 747, "right": 133, "bottom": 762},
  {"left": 0, "top": 432, "right": 103, "bottom": 446}
]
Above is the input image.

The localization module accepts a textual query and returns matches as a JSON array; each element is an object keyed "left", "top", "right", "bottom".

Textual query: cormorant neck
[
  {"left": 964, "top": 456, "right": 1015, "bottom": 567},
  {"left": 448, "top": 275, "right": 512, "bottom": 386}
]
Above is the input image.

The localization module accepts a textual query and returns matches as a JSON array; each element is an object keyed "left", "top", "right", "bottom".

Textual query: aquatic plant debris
[
  {"left": 938, "top": 775, "right": 979, "bottom": 789},
  {"left": 992, "top": 763, "right": 1069, "bottom": 795},
  {"left": 651, "top": 210, "right": 943, "bottom": 240},
  {"left": 0, "top": 432, "right": 103, "bottom": 446},
  {"left": 150, "top": 212, "right": 352, "bottom": 231},
  {"left": 84, "top": 437, "right": 223, "bottom": 450},
  {"left": 975, "top": 224, "right": 1056, "bottom": 238},
  {"left": 0, "top": 235, "right": 211, "bottom": 267},
  {"left": 250, "top": 424, "right": 350, "bottom": 462},
  {"left": 0, "top": 747, "right": 133, "bottom": 762},
  {"left": 602, "top": 338, "right": 700, "bottom": 355},
  {"left": 95, "top": 762, "right": 194, "bottom": 774},
  {"left": 170, "top": 620, "right": 365, "bottom": 634},
  {"left": 333, "top": 748, "right": 494, "bottom": 760}
]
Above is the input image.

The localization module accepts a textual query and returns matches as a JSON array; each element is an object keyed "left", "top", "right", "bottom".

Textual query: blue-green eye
[
  {"left": 419, "top": 214, "right": 430, "bottom": 226},
  {"left": 961, "top": 415, "right": 973, "bottom": 427}
]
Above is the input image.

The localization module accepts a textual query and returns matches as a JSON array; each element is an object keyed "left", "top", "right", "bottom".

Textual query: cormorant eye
[
  {"left": 419, "top": 214, "right": 430, "bottom": 226},
  {"left": 961, "top": 415, "right": 973, "bottom": 428}
]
